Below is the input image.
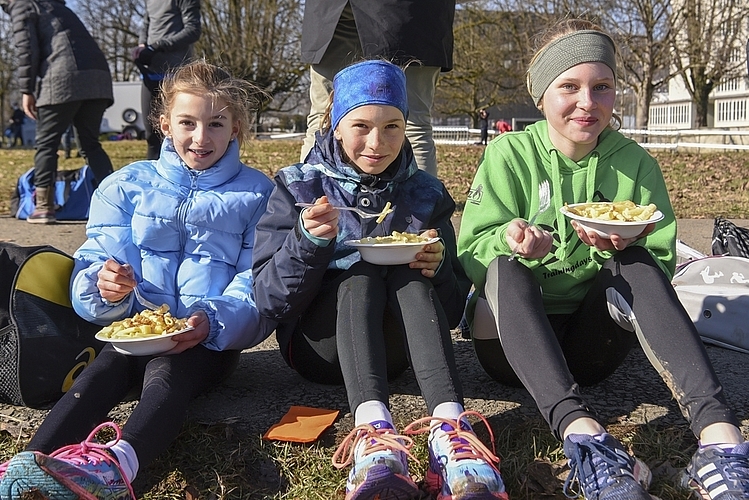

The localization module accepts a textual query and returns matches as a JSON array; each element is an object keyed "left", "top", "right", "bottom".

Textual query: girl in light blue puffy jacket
[{"left": 0, "top": 60, "right": 275, "bottom": 500}]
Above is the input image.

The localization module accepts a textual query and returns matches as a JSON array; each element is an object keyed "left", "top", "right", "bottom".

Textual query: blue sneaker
[
  {"left": 332, "top": 420, "right": 420, "bottom": 500},
  {"left": 563, "top": 433, "right": 651, "bottom": 499},
  {"left": 681, "top": 442, "right": 749, "bottom": 499},
  {"left": 405, "top": 411, "right": 509, "bottom": 499},
  {"left": 0, "top": 422, "right": 135, "bottom": 500}
]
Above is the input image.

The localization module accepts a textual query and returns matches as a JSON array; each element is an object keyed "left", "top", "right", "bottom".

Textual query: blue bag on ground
[{"left": 10, "top": 165, "right": 95, "bottom": 220}]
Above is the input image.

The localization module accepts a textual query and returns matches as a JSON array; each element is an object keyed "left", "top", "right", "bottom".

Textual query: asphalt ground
[{"left": 0, "top": 215, "right": 747, "bottom": 443}]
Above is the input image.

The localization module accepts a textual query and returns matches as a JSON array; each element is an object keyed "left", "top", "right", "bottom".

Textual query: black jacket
[
  {"left": 301, "top": 0, "right": 455, "bottom": 70},
  {"left": 9, "top": 0, "right": 112, "bottom": 106}
]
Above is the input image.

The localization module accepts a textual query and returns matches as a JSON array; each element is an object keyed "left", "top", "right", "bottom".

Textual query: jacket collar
[{"left": 156, "top": 137, "right": 242, "bottom": 188}]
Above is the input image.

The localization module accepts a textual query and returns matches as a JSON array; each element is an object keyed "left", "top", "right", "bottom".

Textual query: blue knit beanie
[{"left": 331, "top": 60, "right": 409, "bottom": 131}]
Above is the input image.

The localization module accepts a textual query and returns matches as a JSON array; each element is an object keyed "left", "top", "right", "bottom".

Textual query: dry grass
[{"left": 2, "top": 139, "right": 747, "bottom": 218}]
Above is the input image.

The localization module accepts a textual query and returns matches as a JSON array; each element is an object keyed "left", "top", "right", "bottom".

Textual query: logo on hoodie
[{"left": 467, "top": 184, "right": 483, "bottom": 205}]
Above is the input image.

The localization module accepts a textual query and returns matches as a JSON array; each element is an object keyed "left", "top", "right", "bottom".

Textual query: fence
[
  {"left": 259, "top": 126, "right": 749, "bottom": 152},
  {"left": 621, "top": 129, "right": 749, "bottom": 151}
]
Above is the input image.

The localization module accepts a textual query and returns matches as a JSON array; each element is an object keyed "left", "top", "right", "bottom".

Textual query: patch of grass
[{"left": 1, "top": 140, "right": 747, "bottom": 218}]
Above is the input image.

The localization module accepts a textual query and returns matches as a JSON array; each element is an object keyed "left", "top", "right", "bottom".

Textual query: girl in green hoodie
[{"left": 457, "top": 18, "right": 749, "bottom": 500}]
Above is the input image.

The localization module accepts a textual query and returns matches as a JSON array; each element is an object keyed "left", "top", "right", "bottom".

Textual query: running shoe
[
  {"left": 0, "top": 422, "right": 135, "bottom": 500},
  {"left": 332, "top": 420, "right": 420, "bottom": 500},
  {"left": 563, "top": 433, "right": 651, "bottom": 499},
  {"left": 404, "top": 410, "right": 509, "bottom": 499},
  {"left": 681, "top": 442, "right": 749, "bottom": 499}
]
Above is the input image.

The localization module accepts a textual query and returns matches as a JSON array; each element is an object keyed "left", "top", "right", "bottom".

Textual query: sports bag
[
  {"left": 0, "top": 243, "right": 104, "bottom": 408},
  {"left": 672, "top": 255, "right": 749, "bottom": 354},
  {"left": 711, "top": 217, "right": 749, "bottom": 258},
  {"left": 10, "top": 165, "right": 95, "bottom": 220}
]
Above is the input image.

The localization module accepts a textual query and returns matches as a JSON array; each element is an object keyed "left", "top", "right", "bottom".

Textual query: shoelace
[
  {"left": 709, "top": 447, "right": 749, "bottom": 492},
  {"left": 563, "top": 438, "right": 631, "bottom": 499},
  {"left": 48, "top": 422, "right": 136, "bottom": 499},
  {"left": 402, "top": 410, "right": 501, "bottom": 468},
  {"left": 331, "top": 423, "right": 416, "bottom": 470}
]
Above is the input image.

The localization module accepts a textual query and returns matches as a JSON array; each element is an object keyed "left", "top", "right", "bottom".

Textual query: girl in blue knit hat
[{"left": 252, "top": 59, "right": 509, "bottom": 500}]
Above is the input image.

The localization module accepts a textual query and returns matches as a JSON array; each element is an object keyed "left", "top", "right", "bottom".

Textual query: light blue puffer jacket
[{"left": 71, "top": 138, "right": 276, "bottom": 351}]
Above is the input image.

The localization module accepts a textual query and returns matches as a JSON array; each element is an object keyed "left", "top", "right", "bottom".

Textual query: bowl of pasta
[
  {"left": 560, "top": 201, "right": 664, "bottom": 239},
  {"left": 94, "top": 306, "right": 192, "bottom": 356},
  {"left": 346, "top": 231, "right": 440, "bottom": 265}
]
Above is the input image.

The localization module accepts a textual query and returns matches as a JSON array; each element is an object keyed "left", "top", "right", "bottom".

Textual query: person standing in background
[
  {"left": 299, "top": 0, "right": 456, "bottom": 177},
  {"left": 9, "top": 103, "right": 24, "bottom": 147},
  {"left": 478, "top": 108, "right": 489, "bottom": 145},
  {"left": 132, "top": 0, "right": 201, "bottom": 160},
  {"left": 2, "top": 0, "right": 114, "bottom": 224}
]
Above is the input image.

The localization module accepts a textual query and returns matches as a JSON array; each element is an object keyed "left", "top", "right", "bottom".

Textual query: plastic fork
[
  {"left": 295, "top": 202, "right": 391, "bottom": 220},
  {"left": 509, "top": 179, "right": 551, "bottom": 261},
  {"left": 92, "top": 237, "right": 162, "bottom": 311}
]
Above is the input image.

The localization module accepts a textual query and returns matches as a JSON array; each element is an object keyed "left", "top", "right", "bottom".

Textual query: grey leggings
[
  {"left": 476, "top": 246, "right": 739, "bottom": 440},
  {"left": 279, "top": 261, "right": 463, "bottom": 415}
]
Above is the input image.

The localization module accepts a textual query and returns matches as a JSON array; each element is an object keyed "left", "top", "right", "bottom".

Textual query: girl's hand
[
  {"left": 572, "top": 221, "right": 656, "bottom": 251},
  {"left": 164, "top": 311, "right": 210, "bottom": 355},
  {"left": 505, "top": 219, "right": 553, "bottom": 259},
  {"left": 97, "top": 259, "right": 137, "bottom": 303},
  {"left": 411, "top": 229, "right": 443, "bottom": 278},
  {"left": 301, "top": 195, "right": 339, "bottom": 240}
]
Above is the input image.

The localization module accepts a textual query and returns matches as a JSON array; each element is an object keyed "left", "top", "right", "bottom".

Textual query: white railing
[
  {"left": 620, "top": 128, "right": 749, "bottom": 151},
  {"left": 433, "top": 126, "right": 475, "bottom": 145}
]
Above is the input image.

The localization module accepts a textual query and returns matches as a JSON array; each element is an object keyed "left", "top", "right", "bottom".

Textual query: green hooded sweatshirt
[{"left": 457, "top": 120, "right": 676, "bottom": 322}]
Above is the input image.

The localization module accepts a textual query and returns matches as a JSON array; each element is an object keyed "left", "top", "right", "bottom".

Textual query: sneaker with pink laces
[
  {"left": 0, "top": 422, "right": 135, "bottom": 500},
  {"left": 332, "top": 420, "right": 421, "bottom": 500},
  {"left": 404, "top": 411, "right": 509, "bottom": 500}
]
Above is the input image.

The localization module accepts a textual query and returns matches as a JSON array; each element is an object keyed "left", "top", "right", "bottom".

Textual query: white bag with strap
[{"left": 672, "top": 255, "right": 749, "bottom": 354}]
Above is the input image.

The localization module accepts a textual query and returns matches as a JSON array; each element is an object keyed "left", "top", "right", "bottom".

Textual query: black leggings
[
  {"left": 279, "top": 261, "right": 463, "bottom": 415},
  {"left": 27, "top": 344, "right": 239, "bottom": 468},
  {"left": 476, "top": 246, "right": 739, "bottom": 440}
]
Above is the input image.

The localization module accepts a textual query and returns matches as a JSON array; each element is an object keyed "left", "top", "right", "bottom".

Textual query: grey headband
[{"left": 527, "top": 30, "right": 617, "bottom": 105}]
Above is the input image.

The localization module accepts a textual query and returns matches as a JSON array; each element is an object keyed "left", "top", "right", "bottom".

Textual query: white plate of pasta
[
  {"left": 95, "top": 307, "right": 192, "bottom": 356},
  {"left": 346, "top": 231, "right": 439, "bottom": 265},
  {"left": 560, "top": 201, "right": 664, "bottom": 239}
]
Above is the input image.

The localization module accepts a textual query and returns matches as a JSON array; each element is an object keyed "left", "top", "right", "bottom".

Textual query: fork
[
  {"left": 93, "top": 237, "right": 162, "bottom": 311},
  {"left": 295, "top": 202, "right": 390, "bottom": 220},
  {"left": 509, "top": 179, "right": 551, "bottom": 261}
]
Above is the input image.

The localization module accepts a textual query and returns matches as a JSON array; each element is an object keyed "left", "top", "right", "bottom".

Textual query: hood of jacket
[{"left": 281, "top": 129, "right": 448, "bottom": 270}]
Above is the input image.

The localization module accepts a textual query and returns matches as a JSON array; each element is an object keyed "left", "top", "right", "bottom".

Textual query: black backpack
[
  {"left": 712, "top": 217, "right": 749, "bottom": 258},
  {"left": 0, "top": 243, "right": 104, "bottom": 408}
]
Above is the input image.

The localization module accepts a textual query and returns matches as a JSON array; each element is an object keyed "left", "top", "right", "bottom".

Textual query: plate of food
[
  {"left": 560, "top": 201, "right": 664, "bottom": 239},
  {"left": 95, "top": 306, "right": 193, "bottom": 356},
  {"left": 346, "top": 231, "right": 440, "bottom": 265}
]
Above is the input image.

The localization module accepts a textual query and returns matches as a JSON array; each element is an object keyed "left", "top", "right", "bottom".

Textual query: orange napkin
[{"left": 263, "top": 405, "right": 340, "bottom": 443}]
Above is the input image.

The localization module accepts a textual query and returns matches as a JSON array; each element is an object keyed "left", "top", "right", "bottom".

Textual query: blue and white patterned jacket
[{"left": 252, "top": 130, "right": 470, "bottom": 332}]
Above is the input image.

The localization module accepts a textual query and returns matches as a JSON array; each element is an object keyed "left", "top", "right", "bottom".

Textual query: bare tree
[
  {"left": 670, "top": 0, "right": 749, "bottom": 127},
  {"left": 434, "top": 1, "right": 535, "bottom": 125},
  {"left": 598, "top": 0, "right": 675, "bottom": 129},
  {"left": 197, "top": 0, "right": 307, "bottom": 124},
  {"left": 74, "top": 0, "right": 143, "bottom": 81}
]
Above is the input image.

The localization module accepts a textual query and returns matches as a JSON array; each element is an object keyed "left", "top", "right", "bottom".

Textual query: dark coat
[
  {"left": 252, "top": 132, "right": 470, "bottom": 337},
  {"left": 301, "top": 0, "right": 455, "bottom": 70},
  {"left": 139, "top": 0, "right": 201, "bottom": 73},
  {"left": 9, "top": 0, "right": 113, "bottom": 107}
]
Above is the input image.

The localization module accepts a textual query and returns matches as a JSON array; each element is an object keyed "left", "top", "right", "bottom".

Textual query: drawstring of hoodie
[{"left": 548, "top": 149, "right": 600, "bottom": 260}]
